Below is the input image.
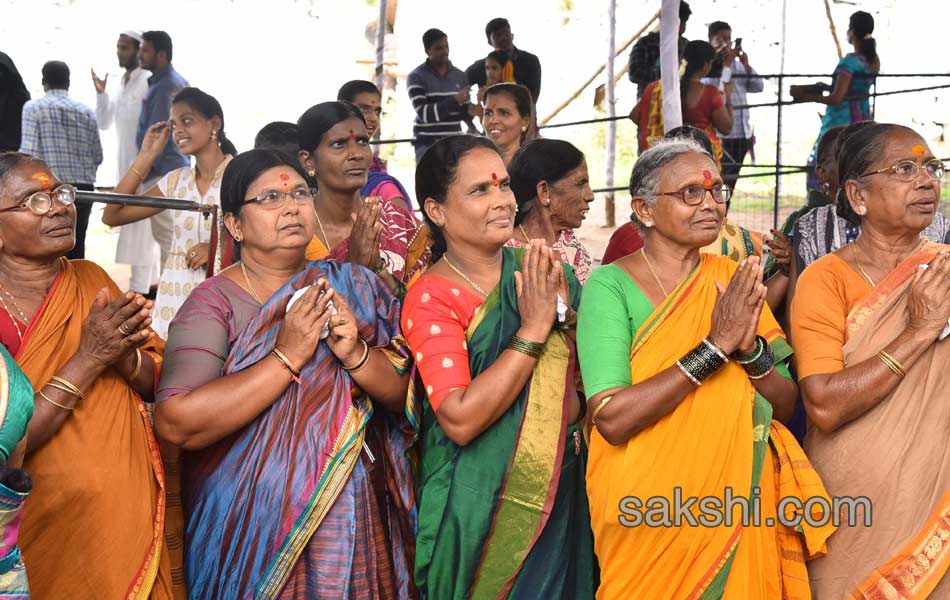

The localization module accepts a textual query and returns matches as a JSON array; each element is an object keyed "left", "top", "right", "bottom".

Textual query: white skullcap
[{"left": 120, "top": 30, "right": 144, "bottom": 44}]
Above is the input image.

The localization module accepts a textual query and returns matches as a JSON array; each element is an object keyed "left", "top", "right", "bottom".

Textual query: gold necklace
[
  {"left": 850, "top": 244, "right": 877, "bottom": 287},
  {"left": 240, "top": 262, "right": 265, "bottom": 305},
  {"left": 443, "top": 255, "right": 489, "bottom": 297},
  {"left": 519, "top": 224, "right": 531, "bottom": 243},
  {"left": 313, "top": 206, "right": 333, "bottom": 251},
  {"left": 640, "top": 249, "right": 670, "bottom": 297}
]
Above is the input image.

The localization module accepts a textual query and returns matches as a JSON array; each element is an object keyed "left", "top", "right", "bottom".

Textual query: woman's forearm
[
  {"left": 801, "top": 325, "right": 936, "bottom": 433},
  {"left": 115, "top": 349, "right": 157, "bottom": 401},
  {"left": 155, "top": 354, "right": 296, "bottom": 450},
  {"left": 26, "top": 352, "right": 106, "bottom": 453},
  {"left": 588, "top": 367, "right": 695, "bottom": 446},
  {"left": 751, "top": 368, "right": 798, "bottom": 423},
  {"left": 347, "top": 349, "right": 410, "bottom": 413}
]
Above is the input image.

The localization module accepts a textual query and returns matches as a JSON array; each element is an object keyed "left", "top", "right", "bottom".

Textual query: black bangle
[
  {"left": 373, "top": 256, "right": 387, "bottom": 274},
  {"left": 732, "top": 336, "right": 764, "bottom": 364},
  {"left": 676, "top": 338, "right": 728, "bottom": 386},
  {"left": 743, "top": 338, "right": 775, "bottom": 380},
  {"left": 507, "top": 335, "right": 544, "bottom": 359}
]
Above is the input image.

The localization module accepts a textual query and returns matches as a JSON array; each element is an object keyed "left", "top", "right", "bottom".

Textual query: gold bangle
[
  {"left": 128, "top": 349, "right": 143, "bottom": 381},
  {"left": 130, "top": 165, "right": 146, "bottom": 181},
  {"left": 342, "top": 340, "right": 370, "bottom": 372},
  {"left": 39, "top": 390, "right": 75, "bottom": 411},
  {"left": 50, "top": 376, "right": 84, "bottom": 399},
  {"left": 591, "top": 395, "right": 614, "bottom": 427},
  {"left": 270, "top": 348, "right": 301, "bottom": 384},
  {"left": 878, "top": 351, "right": 906, "bottom": 379}
]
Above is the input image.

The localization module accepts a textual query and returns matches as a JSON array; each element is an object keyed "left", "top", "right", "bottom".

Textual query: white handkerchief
[{"left": 557, "top": 294, "right": 569, "bottom": 323}]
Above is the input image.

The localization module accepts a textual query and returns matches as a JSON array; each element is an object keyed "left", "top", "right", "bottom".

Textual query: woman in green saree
[{"left": 402, "top": 135, "right": 596, "bottom": 599}]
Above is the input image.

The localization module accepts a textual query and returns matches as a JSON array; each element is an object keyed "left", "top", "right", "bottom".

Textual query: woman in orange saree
[
  {"left": 579, "top": 139, "right": 834, "bottom": 599},
  {"left": 792, "top": 124, "right": 950, "bottom": 598},
  {"left": 0, "top": 153, "right": 179, "bottom": 599}
]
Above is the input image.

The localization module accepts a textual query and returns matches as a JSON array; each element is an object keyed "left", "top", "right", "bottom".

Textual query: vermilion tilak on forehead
[
  {"left": 279, "top": 173, "right": 290, "bottom": 188},
  {"left": 912, "top": 144, "right": 925, "bottom": 157},
  {"left": 31, "top": 173, "right": 50, "bottom": 191},
  {"left": 491, "top": 172, "right": 500, "bottom": 186},
  {"left": 702, "top": 170, "right": 713, "bottom": 190},
  {"left": 349, "top": 130, "right": 356, "bottom": 142}
]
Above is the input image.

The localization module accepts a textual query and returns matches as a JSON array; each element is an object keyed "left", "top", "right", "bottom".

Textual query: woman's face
[
  {"left": 305, "top": 116, "right": 371, "bottom": 194},
  {"left": 426, "top": 147, "right": 517, "bottom": 253},
  {"left": 169, "top": 101, "right": 220, "bottom": 157},
  {"left": 634, "top": 152, "right": 726, "bottom": 249},
  {"left": 485, "top": 58, "right": 503, "bottom": 84},
  {"left": 849, "top": 130, "right": 941, "bottom": 235},
  {"left": 350, "top": 92, "right": 382, "bottom": 139},
  {"left": 483, "top": 92, "right": 529, "bottom": 150},
  {"left": 228, "top": 166, "right": 316, "bottom": 254},
  {"left": 547, "top": 160, "right": 595, "bottom": 230},
  {"left": 0, "top": 161, "right": 76, "bottom": 260}
]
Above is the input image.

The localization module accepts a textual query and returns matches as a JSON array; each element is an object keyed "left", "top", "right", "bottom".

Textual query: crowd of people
[{"left": 0, "top": 6, "right": 947, "bottom": 600}]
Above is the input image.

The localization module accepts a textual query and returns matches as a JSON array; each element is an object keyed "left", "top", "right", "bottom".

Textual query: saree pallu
[
  {"left": 181, "top": 261, "right": 416, "bottom": 599},
  {"left": 15, "top": 259, "right": 175, "bottom": 600},
  {"left": 804, "top": 243, "right": 950, "bottom": 600},
  {"left": 588, "top": 254, "right": 834, "bottom": 600},
  {"left": 413, "top": 248, "right": 596, "bottom": 600},
  {"left": 636, "top": 81, "right": 724, "bottom": 169}
]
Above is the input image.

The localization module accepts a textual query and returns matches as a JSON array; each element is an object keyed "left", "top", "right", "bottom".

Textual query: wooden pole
[
  {"left": 540, "top": 10, "right": 659, "bottom": 125},
  {"left": 604, "top": 0, "right": 617, "bottom": 228},
  {"left": 823, "top": 0, "right": 843, "bottom": 59}
]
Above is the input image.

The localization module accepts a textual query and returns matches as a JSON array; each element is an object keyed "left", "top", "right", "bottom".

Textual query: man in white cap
[{"left": 92, "top": 30, "right": 160, "bottom": 298}]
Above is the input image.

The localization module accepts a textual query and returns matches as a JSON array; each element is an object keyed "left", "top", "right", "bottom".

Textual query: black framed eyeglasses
[
  {"left": 0, "top": 184, "right": 76, "bottom": 216},
  {"left": 859, "top": 159, "right": 945, "bottom": 182},
  {"left": 655, "top": 183, "right": 732, "bottom": 206},
  {"left": 243, "top": 188, "right": 315, "bottom": 210}
]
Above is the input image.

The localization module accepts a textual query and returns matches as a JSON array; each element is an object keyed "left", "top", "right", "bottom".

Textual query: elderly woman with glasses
[
  {"left": 0, "top": 153, "right": 175, "bottom": 598},
  {"left": 154, "top": 148, "right": 416, "bottom": 598},
  {"left": 577, "top": 138, "right": 834, "bottom": 599},
  {"left": 791, "top": 124, "right": 950, "bottom": 598}
]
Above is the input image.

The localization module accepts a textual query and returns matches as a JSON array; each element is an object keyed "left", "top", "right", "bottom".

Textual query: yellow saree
[{"left": 587, "top": 254, "right": 834, "bottom": 599}]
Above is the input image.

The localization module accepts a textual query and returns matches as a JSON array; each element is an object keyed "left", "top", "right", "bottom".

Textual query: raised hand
[
  {"left": 324, "top": 296, "right": 363, "bottom": 367},
  {"left": 766, "top": 230, "right": 792, "bottom": 273},
  {"left": 907, "top": 250, "right": 950, "bottom": 339},
  {"left": 514, "top": 240, "right": 560, "bottom": 342},
  {"left": 185, "top": 243, "right": 210, "bottom": 270},
  {"left": 139, "top": 121, "right": 171, "bottom": 159},
  {"left": 346, "top": 197, "right": 383, "bottom": 269},
  {"left": 91, "top": 69, "right": 108, "bottom": 94},
  {"left": 709, "top": 257, "right": 767, "bottom": 355},
  {"left": 78, "top": 289, "right": 153, "bottom": 369}
]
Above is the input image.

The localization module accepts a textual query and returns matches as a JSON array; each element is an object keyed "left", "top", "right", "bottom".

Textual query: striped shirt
[
  {"left": 19, "top": 89, "right": 102, "bottom": 185},
  {"left": 407, "top": 61, "right": 468, "bottom": 154}
]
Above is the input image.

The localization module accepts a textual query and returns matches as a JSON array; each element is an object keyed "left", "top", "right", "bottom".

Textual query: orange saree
[
  {"left": 14, "top": 259, "right": 178, "bottom": 599},
  {"left": 795, "top": 243, "right": 950, "bottom": 599},
  {"left": 587, "top": 254, "right": 834, "bottom": 599}
]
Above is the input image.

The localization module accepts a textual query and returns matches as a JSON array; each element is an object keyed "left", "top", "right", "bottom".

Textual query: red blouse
[{"left": 401, "top": 274, "right": 485, "bottom": 412}]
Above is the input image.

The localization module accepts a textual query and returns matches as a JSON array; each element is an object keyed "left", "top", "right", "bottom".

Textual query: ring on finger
[
  {"left": 119, "top": 324, "right": 132, "bottom": 335},
  {"left": 338, "top": 317, "right": 347, "bottom": 326}
]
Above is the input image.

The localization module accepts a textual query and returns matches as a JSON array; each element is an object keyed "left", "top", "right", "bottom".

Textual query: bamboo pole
[
  {"left": 823, "top": 0, "right": 843, "bottom": 59},
  {"left": 604, "top": 0, "right": 617, "bottom": 228},
  {"left": 540, "top": 10, "right": 659, "bottom": 125}
]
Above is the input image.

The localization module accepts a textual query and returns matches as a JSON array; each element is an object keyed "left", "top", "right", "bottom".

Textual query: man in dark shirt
[
  {"left": 628, "top": 1, "right": 691, "bottom": 98},
  {"left": 464, "top": 18, "right": 541, "bottom": 103},
  {"left": 136, "top": 30, "right": 189, "bottom": 268},
  {"left": 407, "top": 29, "right": 472, "bottom": 162}
]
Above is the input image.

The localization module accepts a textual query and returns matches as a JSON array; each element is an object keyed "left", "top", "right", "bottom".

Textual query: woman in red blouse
[{"left": 403, "top": 135, "right": 597, "bottom": 599}]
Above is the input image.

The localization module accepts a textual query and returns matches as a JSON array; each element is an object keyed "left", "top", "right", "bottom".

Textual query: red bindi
[
  {"left": 279, "top": 173, "right": 290, "bottom": 188},
  {"left": 31, "top": 172, "right": 50, "bottom": 190},
  {"left": 491, "top": 172, "right": 499, "bottom": 187},
  {"left": 349, "top": 130, "right": 356, "bottom": 141},
  {"left": 702, "top": 169, "right": 713, "bottom": 190}
]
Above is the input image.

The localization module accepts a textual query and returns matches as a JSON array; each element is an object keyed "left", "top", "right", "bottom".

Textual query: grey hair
[{"left": 627, "top": 138, "right": 710, "bottom": 228}]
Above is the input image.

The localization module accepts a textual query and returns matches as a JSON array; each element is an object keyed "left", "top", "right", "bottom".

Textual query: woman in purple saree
[{"left": 154, "top": 149, "right": 416, "bottom": 599}]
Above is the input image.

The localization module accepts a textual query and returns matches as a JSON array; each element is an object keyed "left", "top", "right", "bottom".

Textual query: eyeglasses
[
  {"left": 655, "top": 183, "right": 731, "bottom": 206},
  {"left": 859, "top": 159, "right": 945, "bottom": 182},
  {"left": 0, "top": 184, "right": 76, "bottom": 215},
  {"left": 354, "top": 103, "right": 383, "bottom": 118},
  {"left": 243, "top": 188, "right": 314, "bottom": 210}
]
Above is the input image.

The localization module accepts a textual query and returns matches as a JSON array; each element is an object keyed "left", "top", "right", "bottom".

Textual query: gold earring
[
  {"left": 856, "top": 207, "right": 867, "bottom": 215},
  {"left": 211, "top": 130, "right": 218, "bottom": 141},
  {"left": 234, "top": 233, "right": 242, "bottom": 242},
  {"left": 521, "top": 126, "right": 527, "bottom": 133},
  {"left": 308, "top": 170, "right": 316, "bottom": 177}
]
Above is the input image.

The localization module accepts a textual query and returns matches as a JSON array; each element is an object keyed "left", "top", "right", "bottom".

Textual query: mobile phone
[{"left": 735, "top": 38, "right": 743, "bottom": 51}]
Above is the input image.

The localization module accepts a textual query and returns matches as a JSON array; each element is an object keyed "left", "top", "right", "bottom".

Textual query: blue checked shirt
[{"left": 19, "top": 89, "right": 103, "bottom": 185}]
